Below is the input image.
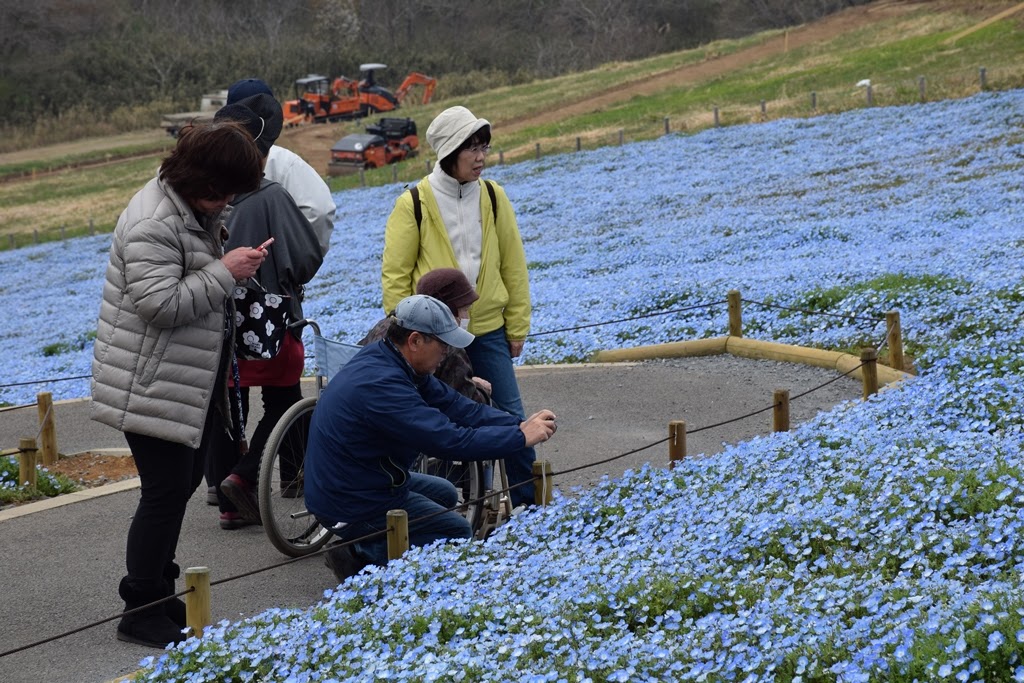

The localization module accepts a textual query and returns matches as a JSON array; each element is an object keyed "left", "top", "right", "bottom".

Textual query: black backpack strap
[
  {"left": 410, "top": 185, "right": 422, "bottom": 231},
  {"left": 483, "top": 180, "right": 498, "bottom": 223}
]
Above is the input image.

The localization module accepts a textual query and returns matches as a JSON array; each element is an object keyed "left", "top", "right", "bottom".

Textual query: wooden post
[
  {"left": 861, "top": 347, "right": 879, "bottom": 399},
  {"left": 866, "top": 84, "right": 874, "bottom": 106},
  {"left": 532, "top": 460, "right": 553, "bottom": 506},
  {"left": 811, "top": 92, "right": 817, "bottom": 111},
  {"left": 727, "top": 289, "right": 743, "bottom": 338},
  {"left": 773, "top": 390, "right": 790, "bottom": 432},
  {"left": 498, "top": 150, "right": 505, "bottom": 165},
  {"left": 668, "top": 421, "right": 686, "bottom": 468},
  {"left": 886, "top": 310, "right": 905, "bottom": 372},
  {"left": 784, "top": 30, "right": 789, "bottom": 52},
  {"left": 576, "top": 137, "right": 581, "bottom": 151},
  {"left": 36, "top": 391, "right": 58, "bottom": 466},
  {"left": 8, "top": 234, "right": 14, "bottom": 250},
  {"left": 392, "top": 165, "right": 398, "bottom": 183},
  {"left": 33, "top": 229, "right": 38, "bottom": 244},
  {"left": 618, "top": 129, "right": 624, "bottom": 145},
  {"left": 535, "top": 143, "right": 541, "bottom": 160},
  {"left": 184, "top": 567, "right": 211, "bottom": 639},
  {"left": 359, "top": 169, "right": 366, "bottom": 187},
  {"left": 980, "top": 66, "right": 987, "bottom": 91},
  {"left": 918, "top": 76, "right": 926, "bottom": 102},
  {"left": 89, "top": 217, "right": 95, "bottom": 236},
  {"left": 60, "top": 225, "right": 66, "bottom": 241},
  {"left": 19, "top": 438, "right": 37, "bottom": 488},
  {"left": 760, "top": 100, "right": 767, "bottom": 119},
  {"left": 426, "top": 160, "right": 431, "bottom": 173},
  {"left": 713, "top": 107, "right": 720, "bottom": 127},
  {"left": 387, "top": 509, "right": 409, "bottom": 560},
  {"left": 663, "top": 117, "right": 670, "bottom": 135}
]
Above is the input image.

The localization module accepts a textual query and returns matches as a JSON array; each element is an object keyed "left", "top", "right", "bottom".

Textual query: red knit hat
[{"left": 415, "top": 268, "right": 478, "bottom": 316}]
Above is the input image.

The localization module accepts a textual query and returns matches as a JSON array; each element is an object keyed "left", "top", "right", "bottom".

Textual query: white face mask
[{"left": 459, "top": 318, "right": 470, "bottom": 330}]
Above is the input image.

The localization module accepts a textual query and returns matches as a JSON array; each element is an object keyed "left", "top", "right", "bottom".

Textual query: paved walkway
[{"left": 0, "top": 357, "right": 863, "bottom": 683}]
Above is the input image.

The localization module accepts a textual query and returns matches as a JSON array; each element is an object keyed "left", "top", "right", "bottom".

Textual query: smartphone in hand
[{"left": 257, "top": 237, "right": 275, "bottom": 251}]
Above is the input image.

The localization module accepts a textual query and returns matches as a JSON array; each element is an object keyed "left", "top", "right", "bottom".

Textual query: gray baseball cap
[{"left": 394, "top": 295, "right": 475, "bottom": 348}]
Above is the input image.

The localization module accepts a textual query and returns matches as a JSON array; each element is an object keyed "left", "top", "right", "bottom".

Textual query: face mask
[{"left": 459, "top": 318, "right": 470, "bottom": 330}]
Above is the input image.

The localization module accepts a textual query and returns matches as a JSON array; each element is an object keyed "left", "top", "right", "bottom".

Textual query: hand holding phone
[{"left": 256, "top": 237, "right": 275, "bottom": 252}]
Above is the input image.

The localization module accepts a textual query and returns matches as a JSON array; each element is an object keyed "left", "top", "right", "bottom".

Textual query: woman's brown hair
[{"left": 159, "top": 121, "right": 263, "bottom": 202}]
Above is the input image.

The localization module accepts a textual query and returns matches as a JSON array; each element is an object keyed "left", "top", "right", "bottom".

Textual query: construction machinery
[
  {"left": 327, "top": 117, "right": 419, "bottom": 175},
  {"left": 283, "top": 64, "right": 436, "bottom": 126}
]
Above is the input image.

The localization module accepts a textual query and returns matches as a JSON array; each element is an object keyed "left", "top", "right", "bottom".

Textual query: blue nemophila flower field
[{"left": 5, "top": 89, "right": 1024, "bottom": 680}]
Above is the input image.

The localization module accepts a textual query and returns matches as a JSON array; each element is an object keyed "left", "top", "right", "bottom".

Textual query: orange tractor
[
  {"left": 327, "top": 117, "right": 419, "bottom": 175},
  {"left": 283, "top": 63, "right": 436, "bottom": 125}
]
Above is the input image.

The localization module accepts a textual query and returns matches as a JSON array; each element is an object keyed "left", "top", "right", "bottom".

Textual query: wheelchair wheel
[
  {"left": 412, "top": 455, "right": 487, "bottom": 536},
  {"left": 258, "top": 397, "right": 331, "bottom": 557}
]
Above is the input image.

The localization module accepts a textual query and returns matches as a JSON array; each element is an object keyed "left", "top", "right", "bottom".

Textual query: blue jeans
[
  {"left": 466, "top": 327, "right": 536, "bottom": 506},
  {"left": 325, "top": 472, "right": 472, "bottom": 567}
]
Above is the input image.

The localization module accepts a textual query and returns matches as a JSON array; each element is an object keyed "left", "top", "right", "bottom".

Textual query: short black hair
[
  {"left": 385, "top": 317, "right": 414, "bottom": 345},
  {"left": 439, "top": 125, "right": 491, "bottom": 176}
]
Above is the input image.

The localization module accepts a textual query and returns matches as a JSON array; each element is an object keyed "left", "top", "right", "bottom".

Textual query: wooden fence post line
[
  {"left": 668, "top": 420, "right": 686, "bottom": 468},
  {"left": 359, "top": 169, "right": 366, "bottom": 187},
  {"left": 499, "top": 150, "right": 505, "bottom": 165},
  {"left": 861, "top": 347, "right": 879, "bottom": 399},
  {"left": 36, "top": 391, "right": 58, "bottom": 466},
  {"left": 760, "top": 100, "right": 767, "bottom": 119},
  {"left": 387, "top": 509, "right": 409, "bottom": 560},
  {"left": 19, "top": 438, "right": 37, "bottom": 488},
  {"left": 33, "top": 229, "right": 39, "bottom": 244},
  {"left": 784, "top": 29, "right": 789, "bottom": 52},
  {"left": 886, "top": 310, "right": 905, "bottom": 372},
  {"left": 535, "top": 143, "right": 541, "bottom": 160},
  {"left": 618, "top": 129, "right": 624, "bottom": 145},
  {"left": 60, "top": 225, "right": 66, "bottom": 241},
  {"left": 185, "top": 567, "right": 211, "bottom": 639},
  {"left": 811, "top": 92, "right": 817, "bottom": 111},
  {"left": 918, "top": 76, "right": 926, "bottom": 102},
  {"left": 866, "top": 84, "right": 874, "bottom": 106},
  {"left": 392, "top": 165, "right": 398, "bottom": 183},
  {"left": 727, "top": 289, "right": 743, "bottom": 338},
  {"left": 713, "top": 106, "right": 720, "bottom": 127},
  {"left": 980, "top": 66, "right": 987, "bottom": 91},
  {"left": 89, "top": 217, "right": 95, "bottom": 236},
  {"left": 8, "top": 234, "right": 14, "bottom": 250},
  {"left": 575, "top": 137, "right": 581, "bottom": 152},
  {"left": 426, "top": 160, "right": 431, "bottom": 173},
  {"left": 533, "top": 460, "right": 553, "bottom": 506},
  {"left": 663, "top": 117, "right": 670, "bottom": 135},
  {"left": 773, "top": 390, "right": 790, "bottom": 433}
]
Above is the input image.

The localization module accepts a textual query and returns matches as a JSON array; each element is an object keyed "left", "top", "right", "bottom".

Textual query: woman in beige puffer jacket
[{"left": 90, "top": 121, "right": 265, "bottom": 650}]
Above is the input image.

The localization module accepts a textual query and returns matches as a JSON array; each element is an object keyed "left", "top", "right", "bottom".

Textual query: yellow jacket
[{"left": 382, "top": 177, "right": 531, "bottom": 341}]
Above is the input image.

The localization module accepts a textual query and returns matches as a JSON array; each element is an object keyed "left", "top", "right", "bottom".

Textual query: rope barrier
[
  {"left": 35, "top": 400, "right": 52, "bottom": 443},
  {"left": 0, "top": 374, "right": 90, "bottom": 390},
  {"left": 740, "top": 298, "right": 886, "bottom": 324},
  {"left": 528, "top": 300, "right": 726, "bottom": 338}
]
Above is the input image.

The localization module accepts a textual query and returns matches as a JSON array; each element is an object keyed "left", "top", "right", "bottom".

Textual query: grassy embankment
[{"left": 0, "top": 4, "right": 1020, "bottom": 249}]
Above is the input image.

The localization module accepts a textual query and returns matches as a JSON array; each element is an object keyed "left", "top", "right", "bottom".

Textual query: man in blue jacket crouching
[{"left": 305, "top": 294, "right": 557, "bottom": 580}]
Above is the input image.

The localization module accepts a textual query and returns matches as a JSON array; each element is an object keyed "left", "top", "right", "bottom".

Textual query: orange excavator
[{"left": 283, "top": 63, "right": 436, "bottom": 126}]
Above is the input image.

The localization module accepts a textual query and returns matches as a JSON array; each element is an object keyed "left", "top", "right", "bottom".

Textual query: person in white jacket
[{"left": 227, "top": 78, "right": 336, "bottom": 255}]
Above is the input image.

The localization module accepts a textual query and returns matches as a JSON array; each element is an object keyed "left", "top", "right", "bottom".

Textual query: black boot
[
  {"left": 162, "top": 565, "right": 187, "bottom": 630},
  {"left": 116, "top": 577, "right": 187, "bottom": 648}
]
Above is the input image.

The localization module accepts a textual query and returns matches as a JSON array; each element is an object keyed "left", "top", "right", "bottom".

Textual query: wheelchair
[{"left": 257, "top": 320, "right": 512, "bottom": 557}]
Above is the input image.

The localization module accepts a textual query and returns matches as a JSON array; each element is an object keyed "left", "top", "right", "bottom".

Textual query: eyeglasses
[
  {"left": 463, "top": 143, "right": 491, "bottom": 155},
  {"left": 423, "top": 333, "right": 450, "bottom": 352}
]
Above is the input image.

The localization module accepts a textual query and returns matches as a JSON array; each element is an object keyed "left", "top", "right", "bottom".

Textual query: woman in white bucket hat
[{"left": 381, "top": 105, "right": 536, "bottom": 506}]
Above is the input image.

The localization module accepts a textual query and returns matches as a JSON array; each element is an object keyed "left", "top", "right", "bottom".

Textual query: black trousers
[
  {"left": 210, "top": 382, "right": 303, "bottom": 512},
  {"left": 122, "top": 403, "right": 216, "bottom": 594}
]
